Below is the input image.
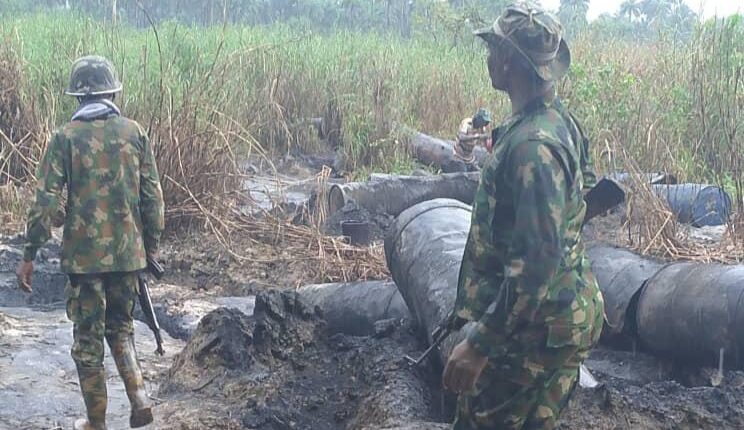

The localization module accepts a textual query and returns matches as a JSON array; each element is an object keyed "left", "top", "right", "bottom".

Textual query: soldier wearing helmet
[
  {"left": 442, "top": 3, "right": 602, "bottom": 429},
  {"left": 16, "top": 55, "right": 164, "bottom": 430}
]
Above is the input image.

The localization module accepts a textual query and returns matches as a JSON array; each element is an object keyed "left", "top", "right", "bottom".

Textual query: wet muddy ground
[
  {"left": 4, "top": 241, "right": 744, "bottom": 430},
  {"left": 156, "top": 291, "right": 442, "bottom": 430},
  {"left": 0, "top": 306, "right": 183, "bottom": 429},
  {"left": 2, "top": 158, "right": 744, "bottom": 429}
]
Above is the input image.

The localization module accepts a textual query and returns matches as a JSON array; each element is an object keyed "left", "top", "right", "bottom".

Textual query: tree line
[{"left": 0, "top": 0, "right": 724, "bottom": 41}]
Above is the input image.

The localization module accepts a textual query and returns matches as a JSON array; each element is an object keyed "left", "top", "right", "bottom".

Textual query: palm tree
[
  {"left": 619, "top": 0, "right": 641, "bottom": 21},
  {"left": 668, "top": 0, "right": 697, "bottom": 37},
  {"left": 639, "top": 0, "right": 672, "bottom": 26},
  {"left": 558, "top": 0, "right": 591, "bottom": 38},
  {"left": 559, "top": 0, "right": 591, "bottom": 17}
]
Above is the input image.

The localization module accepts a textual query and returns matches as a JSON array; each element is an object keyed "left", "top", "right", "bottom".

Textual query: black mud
[
  {"left": 562, "top": 371, "right": 744, "bottom": 429},
  {"left": 0, "top": 234, "right": 68, "bottom": 307},
  {"left": 158, "top": 290, "right": 442, "bottom": 430},
  {"left": 4, "top": 229, "right": 744, "bottom": 429}
]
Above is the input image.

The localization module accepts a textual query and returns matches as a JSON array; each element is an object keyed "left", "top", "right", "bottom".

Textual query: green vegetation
[{"left": 0, "top": 4, "right": 742, "bottom": 211}]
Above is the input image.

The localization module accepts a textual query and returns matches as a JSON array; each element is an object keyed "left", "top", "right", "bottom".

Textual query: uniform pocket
[
  {"left": 127, "top": 273, "right": 140, "bottom": 317},
  {"left": 64, "top": 278, "right": 81, "bottom": 322},
  {"left": 546, "top": 323, "right": 593, "bottom": 348}
]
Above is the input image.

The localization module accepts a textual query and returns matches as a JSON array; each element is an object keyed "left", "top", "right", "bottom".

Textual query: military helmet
[
  {"left": 65, "top": 55, "right": 122, "bottom": 97},
  {"left": 475, "top": 2, "right": 571, "bottom": 82}
]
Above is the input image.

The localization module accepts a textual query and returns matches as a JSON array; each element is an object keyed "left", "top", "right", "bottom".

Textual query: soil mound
[{"left": 159, "top": 290, "right": 440, "bottom": 430}]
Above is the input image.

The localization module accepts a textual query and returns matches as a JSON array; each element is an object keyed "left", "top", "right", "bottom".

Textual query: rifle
[
  {"left": 138, "top": 256, "right": 165, "bottom": 356},
  {"left": 404, "top": 318, "right": 453, "bottom": 366},
  {"left": 405, "top": 177, "right": 625, "bottom": 367},
  {"left": 582, "top": 177, "right": 625, "bottom": 226}
]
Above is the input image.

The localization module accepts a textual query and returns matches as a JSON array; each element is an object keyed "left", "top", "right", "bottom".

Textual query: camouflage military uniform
[
  {"left": 451, "top": 4, "right": 603, "bottom": 429},
  {"left": 22, "top": 55, "right": 163, "bottom": 430},
  {"left": 453, "top": 92, "right": 603, "bottom": 429},
  {"left": 24, "top": 116, "right": 164, "bottom": 273}
]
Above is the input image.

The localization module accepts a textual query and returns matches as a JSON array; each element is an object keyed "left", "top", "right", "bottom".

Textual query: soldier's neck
[{"left": 508, "top": 82, "right": 555, "bottom": 115}]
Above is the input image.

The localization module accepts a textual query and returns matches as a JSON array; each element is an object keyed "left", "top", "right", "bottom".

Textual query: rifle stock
[{"left": 583, "top": 177, "right": 625, "bottom": 226}]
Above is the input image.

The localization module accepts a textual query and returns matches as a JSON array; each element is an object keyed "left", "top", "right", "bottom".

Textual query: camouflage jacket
[
  {"left": 455, "top": 92, "right": 602, "bottom": 357},
  {"left": 23, "top": 113, "right": 164, "bottom": 274}
]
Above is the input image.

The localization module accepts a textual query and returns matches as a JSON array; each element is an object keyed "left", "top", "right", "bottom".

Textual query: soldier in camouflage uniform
[
  {"left": 442, "top": 4, "right": 602, "bottom": 429},
  {"left": 16, "top": 55, "right": 164, "bottom": 430},
  {"left": 454, "top": 108, "right": 493, "bottom": 163}
]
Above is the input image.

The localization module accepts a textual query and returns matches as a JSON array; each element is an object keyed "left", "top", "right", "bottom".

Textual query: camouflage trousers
[
  {"left": 453, "top": 314, "right": 603, "bottom": 429},
  {"left": 66, "top": 272, "right": 139, "bottom": 367}
]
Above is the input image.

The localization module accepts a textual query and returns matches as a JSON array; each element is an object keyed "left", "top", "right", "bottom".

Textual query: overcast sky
[{"left": 540, "top": 0, "right": 743, "bottom": 20}]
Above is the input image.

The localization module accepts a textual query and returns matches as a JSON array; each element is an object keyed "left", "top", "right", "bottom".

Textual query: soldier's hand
[
  {"left": 16, "top": 261, "right": 34, "bottom": 293},
  {"left": 442, "top": 339, "right": 488, "bottom": 394}
]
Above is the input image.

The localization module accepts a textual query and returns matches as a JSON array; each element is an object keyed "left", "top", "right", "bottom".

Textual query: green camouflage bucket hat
[
  {"left": 65, "top": 55, "right": 122, "bottom": 96},
  {"left": 472, "top": 108, "right": 492, "bottom": 129},
  {"left": 474, "top": 2, "right": 571, "bottom": 82}
]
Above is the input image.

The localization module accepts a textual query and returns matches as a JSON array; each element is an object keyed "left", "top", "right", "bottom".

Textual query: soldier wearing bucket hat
[
  {"left": 454, "top": 108, "right": 492, "bottom": 165},
  {"left": 442, "top": 3, "right": 602, "bottom": 429},
  {"left": 16, "top": 55, "right": 164, "bottom": 430},
  {"left": 475, "top": 2, "right": 572, "bottom": 82}
]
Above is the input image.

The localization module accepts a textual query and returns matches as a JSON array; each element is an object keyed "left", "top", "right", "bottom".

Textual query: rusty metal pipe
[{"left": 402, "top": 127, "right": 488, "bottom": 173}]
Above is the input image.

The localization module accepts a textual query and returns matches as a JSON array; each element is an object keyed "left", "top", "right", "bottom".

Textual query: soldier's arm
[
  {"left": 569, "top": 113, "right": 597, "bottom": 190},
  {"left": 23, "top": 133, "right": 67, "bottom": 262},
  {"left": 466, "top": 140, "right": 568, "bottom": 356},
  {"left": 580, "top": 136, "right": 597, "bottom": 190},
  {"left": 138, "top": 130, "right": 165, "bottom": 256}
]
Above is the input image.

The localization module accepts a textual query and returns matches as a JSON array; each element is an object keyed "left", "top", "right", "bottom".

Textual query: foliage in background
[
  {"left": 0, "top": 0, "right": 701, "bottom": 40},
  {"left": 0, "top": 3, "right": 742, "bottom": 228}
]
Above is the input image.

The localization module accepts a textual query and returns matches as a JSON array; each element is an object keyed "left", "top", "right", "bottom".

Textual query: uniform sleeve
[
  {"left": 566, "top": 112, "right": 596, "bottom": 191},
  {"left": 23, "top": 133, "right": 67, "bottom": 262},
  {"left": 579, "top": 134, "right": 597, "bottom": 190},
  {"left": 466, "top": 141, "right": 568, "bottom": 356},
  {"left": 138, "top": 131, "right": 165, "bottom": 255}
]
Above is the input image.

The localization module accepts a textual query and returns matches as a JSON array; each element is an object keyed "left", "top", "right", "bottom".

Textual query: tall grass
[
  {"left": 0, "top": 11, "right": 742, "bottom": 230},
  {"left": 566, "top": 19, "right": 743, "bottom": 195},
  {"left": 1, "top": 12, "right": 499, "bottom": 167}
]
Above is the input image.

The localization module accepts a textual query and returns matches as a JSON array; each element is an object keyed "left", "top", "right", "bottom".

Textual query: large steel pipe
[
  {"left": 297, "top": 281, "right": 410, "bottom": 336},
  {"left": 652, "top": 184, "right": 732, "bottom": 227},
  {"left": 384, "top": 199, "right": 474, "bottom": 361},
  {"left": 385, "top": 199, "right": 744, "bottom": 370},
  {"left": 586, "top": 246, "right": 663, "bottom": 336},
  {"left": 637, "top": 262, "right": 744, "bottom": 367},
  {"left": 328, "top": 172, "right": 480, "bottom": 217}
]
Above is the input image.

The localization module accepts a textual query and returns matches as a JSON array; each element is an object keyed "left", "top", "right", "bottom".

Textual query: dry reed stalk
[
  {"left": 162, "top": 160, "right": 388, "bottom": 283},
  {"left": 618, "top": 148, "right": 744, "bottom": 264},
  {"left": 0, "top": 42, "right": 49, "bottom": 188}
]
